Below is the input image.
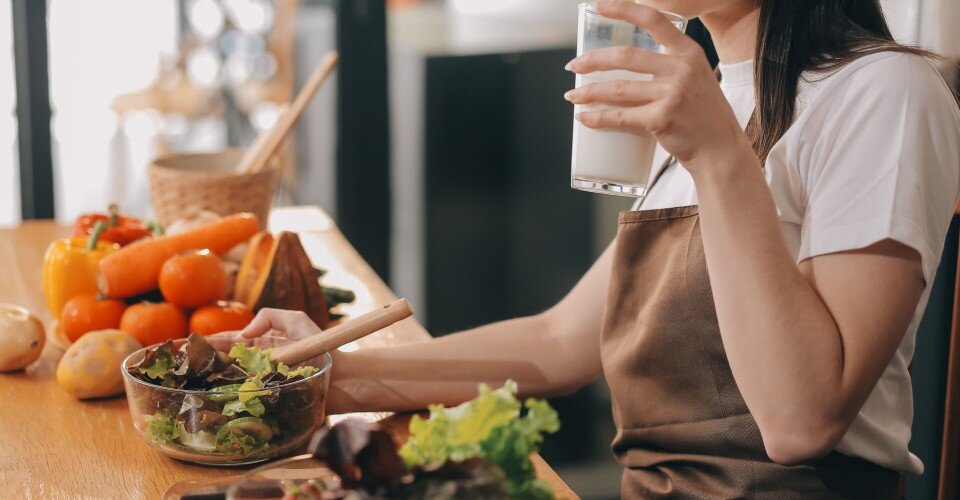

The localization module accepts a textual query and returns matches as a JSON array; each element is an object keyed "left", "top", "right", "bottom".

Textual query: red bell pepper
[{"left": 72, "top": 204, "right": 152, "bottom": 246}]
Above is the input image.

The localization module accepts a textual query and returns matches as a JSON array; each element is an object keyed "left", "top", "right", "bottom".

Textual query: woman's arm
[
  {"left": 566, "top": 0, "right": 928, "bottom": 465},
  {"left": 694, "top": 150, "right": 924, "bottom": 465},
  {"left": 241, "top": 243, "right": 615, "bottom": 415}
]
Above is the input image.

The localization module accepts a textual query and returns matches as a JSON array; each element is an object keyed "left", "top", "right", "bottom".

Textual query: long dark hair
[{"left": 752, "top": 0, "right": 942, "bottom": 161}]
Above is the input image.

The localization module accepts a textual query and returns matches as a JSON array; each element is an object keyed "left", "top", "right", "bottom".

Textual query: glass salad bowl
[{"left": 121, "top": 335, "right": 332, "bottom": 466}]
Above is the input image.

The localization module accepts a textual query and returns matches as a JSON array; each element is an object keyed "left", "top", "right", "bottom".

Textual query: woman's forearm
[
  {"left": 329, "top": 313, "right": 596, "bottom": 414},
  {"left": 328, "top": 243, "right": 616, "bottom": 415},
  {"left": 693, "top": 152, "right": 842, "bottom": 432}
]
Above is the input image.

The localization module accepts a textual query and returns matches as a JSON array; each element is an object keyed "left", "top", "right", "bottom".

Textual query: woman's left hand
[{"left": 564, "top": 0, "right": 753, "bottom": 171}]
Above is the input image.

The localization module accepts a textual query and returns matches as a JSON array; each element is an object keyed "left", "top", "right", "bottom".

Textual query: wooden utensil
[
  {"left": 162, "top": 476, "right": 238, "bottom": 500},
  {"left": 235, "top": 52, "right": 340, "bottom": 174},
  {"left": 270, "top": 298, "right": 414, "bottom": 366}
]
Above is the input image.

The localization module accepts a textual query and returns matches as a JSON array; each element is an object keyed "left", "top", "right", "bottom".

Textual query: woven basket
[{"left": 148, "top": 148, "right": 281, "bottom": 227}]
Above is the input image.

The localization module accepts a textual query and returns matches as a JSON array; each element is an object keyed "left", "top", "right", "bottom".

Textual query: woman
[{"left": 237, "top": 0, "right": 960, "bottom": 496}]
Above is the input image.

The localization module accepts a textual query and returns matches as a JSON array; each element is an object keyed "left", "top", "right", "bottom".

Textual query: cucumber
[
  {"left": 322, "top": 286, "right": 356, "bottom": 306},
  {"left": 224, "top": 416, "right": 274, "bottom": 442},
  {"left": 208, "top": 384, "right": 243, "bottom": 402},
  {"left": 264, "top": 416, "right": 282, "bottom": 437},
  {"left": 178, "top": 430, "right": 217, "bottom": 452}
]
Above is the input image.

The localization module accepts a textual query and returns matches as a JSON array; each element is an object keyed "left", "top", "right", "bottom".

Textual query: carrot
[{"left": 98, "top": 213, "right": 260, "bottom": 298}]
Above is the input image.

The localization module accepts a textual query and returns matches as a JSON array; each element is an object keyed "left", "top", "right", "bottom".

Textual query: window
[
  {"left": 0, "top": 0, "right": 17, "bottom": 225},
  {"left": 47, "top": 0, "right": 178, "bottom": 222}
]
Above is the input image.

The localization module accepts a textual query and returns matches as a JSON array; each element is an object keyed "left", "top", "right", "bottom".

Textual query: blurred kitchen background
[{"left": 1, "top": 1, "right": 959, "bottom": 498}]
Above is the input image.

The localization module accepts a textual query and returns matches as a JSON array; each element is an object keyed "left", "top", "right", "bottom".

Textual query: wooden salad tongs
[
  {"left": 269, "top": 298, "right": 414, "bottom": 366},
  {"left": 235, "top": 51, "right": 340, "bottom": 175}
]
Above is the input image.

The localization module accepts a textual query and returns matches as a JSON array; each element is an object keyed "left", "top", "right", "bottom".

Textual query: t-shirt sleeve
[{"left": 796, "top": 53, "right": 960, "bottom": 282}]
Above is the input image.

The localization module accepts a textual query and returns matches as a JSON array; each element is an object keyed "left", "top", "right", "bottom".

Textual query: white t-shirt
[{"left": 634, "top": 52, "right": 960, "bottom": 474}]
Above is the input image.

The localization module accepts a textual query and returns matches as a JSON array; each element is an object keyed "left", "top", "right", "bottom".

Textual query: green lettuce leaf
[
  {"left": 228, "top": 344, "right": 274, "bottom": 377},
  {"left": 222, "top": 397, "right": 266, "bottom": 417},
  {"left": 138, "top": 343, "right": 177, "bottom": 380},
  {"left": 480, "top": 399, "right": 559, "bottom": 500},
  {"left": 237, "top": 375, "right": 271, "bottom": 403},
  {"left": 145, "top": 411, "right": 181, "bottom": 444},
  {"left": 399, "top": 380, "right": 559, "bottom": 499},
  {"left": 283, "top": 365, "right": 318, "bottom": 379},
  {"left": 215, "top": 425, "right": 265, "bottom": 454}
]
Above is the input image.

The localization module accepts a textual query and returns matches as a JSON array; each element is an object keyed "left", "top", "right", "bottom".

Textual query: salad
[
  {"left": 125, "top": 333, "right": 324, "bottom": 458},
  {"left": 278, "top": 381, "right": 560, "bottom": 500}
]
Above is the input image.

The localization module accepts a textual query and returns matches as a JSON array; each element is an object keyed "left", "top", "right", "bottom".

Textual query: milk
[
  {"left": 571, "top": 69, "right": 657, "bottom": 197},
  {"left": 570, "top": 2, "right": 686, "bottom": 197}
]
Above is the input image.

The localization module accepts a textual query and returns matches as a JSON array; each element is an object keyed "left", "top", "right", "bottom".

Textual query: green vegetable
[
  {"left": 215, "top": 423, "right": 266, "bottom": 454},
  {"left": 179, "top": 430, "right": 217, "bottom": 452},
  {"left": 280, "top": 480, "right": 304, "bottom": 497},
  {"left": 399, "top": 380, "right": 559, "bottom": 499},
  {"left": 238, "top": 375, "right": 272, "bottom": 403},
  {"left": 138, "top": 344, "right": 176, "bottom": 380},
  {"left": 208, "top": 383, "right": 243, "bottom": 402},
  {"left": 229, "top": 344, "right": 274, "bottom": 377},
  {"left": 323, "top": 286, "right": 356, "bottom": 306},
  {"left": 481, "top": 398, "right": 559, "bottom": 500},
  {"left": 135, "top": 339, "right": 326, "bottom": 458},
  {"left": 225, "top": 417, "right": 274, "bottom": 442},
  {"left": 227, "top": 343, "right": 316, "bottom": 381},
  {"left": 145, "top": 411, "right": 181, "bottom": 444},
  {"left": 223, "top": 397, "right": 266, "bottom": 417},
  {"left": 277, "top": 362, "right": 318, "bottom": 379},
  {"left": 286, "top": 365, "right": 317, "bottom": 378}
]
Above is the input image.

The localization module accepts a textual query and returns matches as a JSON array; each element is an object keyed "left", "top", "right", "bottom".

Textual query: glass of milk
[{"left": 571, "top": 3, "right": 687, "bottom": 197}]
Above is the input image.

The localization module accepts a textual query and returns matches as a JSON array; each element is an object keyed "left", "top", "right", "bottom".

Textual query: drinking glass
[{"left": 571, "top": 3, "right": 687, "bottom": 197}]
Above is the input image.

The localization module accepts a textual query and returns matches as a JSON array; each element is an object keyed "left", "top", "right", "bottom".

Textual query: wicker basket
[{"left": 148, "top": 148, "right": 281, "bottom": 227}]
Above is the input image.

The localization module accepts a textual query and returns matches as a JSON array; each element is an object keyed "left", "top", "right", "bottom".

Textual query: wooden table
[{"left": 0, "top": 207, "right": 576, "bottom": 499}]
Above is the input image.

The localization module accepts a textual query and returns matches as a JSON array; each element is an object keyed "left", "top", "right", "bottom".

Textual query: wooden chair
[{"left": 940, "top": 204, "right": 960, "bottom": 499}]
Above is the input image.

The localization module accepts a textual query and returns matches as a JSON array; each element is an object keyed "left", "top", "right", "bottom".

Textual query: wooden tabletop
[{"left": 0, "top": 207, "right": 576, "bottom": 499}]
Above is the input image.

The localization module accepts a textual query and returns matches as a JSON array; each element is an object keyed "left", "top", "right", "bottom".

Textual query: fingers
[
  {"left": 206, "top": 330, "right": 243, "bottom": 350},
  {"left": 577, "top": 103, "right": 669, "bottom": 133},
  {"left": 240, "top": 309, "right": 278, "bottom": 339},
  {"left": 241, "top": 308, "right": 323, "bottom": 340},
  {"left": 567, "top": 46, "right": 671, "bottom": 76},
  {"left": 595, "top": 0, "right": 692, "bottom": 53},
  {"left": 578, "top": 108, "right": 634, "bottom": 130},
  {"left": 565, "top": 80, "right": 663, "bottom": 106}
]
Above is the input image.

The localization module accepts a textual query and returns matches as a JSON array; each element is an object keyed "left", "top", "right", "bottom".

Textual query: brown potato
[
  {"left": 0, "top": 304, "right": 46, "bottom": 372},
  {"left": 56, "top": 329, "right": 142, "bottom": 399}
]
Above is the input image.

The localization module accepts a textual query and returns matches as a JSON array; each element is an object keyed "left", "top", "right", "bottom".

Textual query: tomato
[
  {"left": 120, "top": 302, "right": 187, "bottom": 346},
  {"left": 189, "top": 301, "right": 255, "bottom": 336},
  {"left": 60, "top": 293, "right": 127, "bottom": 343},
  {"left": 159, "top": 250, "right": 227, "bottom": 309}
]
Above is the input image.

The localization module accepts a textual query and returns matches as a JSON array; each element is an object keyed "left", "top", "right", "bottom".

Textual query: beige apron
[{"left": 600, "top": 159, "right": 901, "bottom": 498}]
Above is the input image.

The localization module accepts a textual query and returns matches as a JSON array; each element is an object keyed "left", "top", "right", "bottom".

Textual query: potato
[
  {"left": 0, "top": 304, "right": 46, "bottom": 372},
  {"left": 56, "top": 329, "right": 142, "bottom": 399}
]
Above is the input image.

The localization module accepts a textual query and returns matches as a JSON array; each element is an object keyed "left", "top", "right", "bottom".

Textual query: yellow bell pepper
[{"left": 42, "top": 222, "right": 119, "bottom": 318}]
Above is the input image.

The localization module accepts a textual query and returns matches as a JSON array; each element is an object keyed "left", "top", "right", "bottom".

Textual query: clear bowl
[
  {"left": 121, "top": 336, "right": 332, "bottom": 466},
  {"left": 225, "top": 454, "right": 340, "bottom": 500}
]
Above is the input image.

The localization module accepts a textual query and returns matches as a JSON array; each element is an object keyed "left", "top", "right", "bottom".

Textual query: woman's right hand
[
  {"left": 211, "top": 308, "right": 360, "bottom": 414},
  {"left": 207, "top": 308, "right": 324, "bottom": 346},
  {"left": 238, "top": 308, "right": 324, "bottom": 341}
]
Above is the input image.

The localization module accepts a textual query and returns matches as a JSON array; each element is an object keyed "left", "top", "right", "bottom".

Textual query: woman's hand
[
  {"left": 564, "top": 0, "right": 755, "bottom": 171},
  {"left": 208, "top": 308, "right": 324, "bottom": 345},
  {"left": 234, "top": 309, "right": 338, "bottom": 369},
  {"left": 238, "top": 308, "right": 323, "bottom": 341},
  {"left": 207, "top": 308, "right": 324, "bottom": 348},
  {"left": 210, "top": 308, "right": 359, "bottom": 413}
]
